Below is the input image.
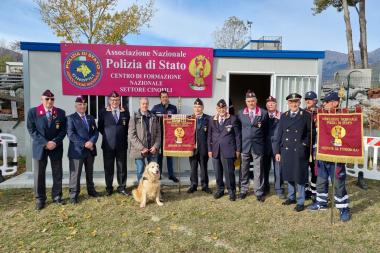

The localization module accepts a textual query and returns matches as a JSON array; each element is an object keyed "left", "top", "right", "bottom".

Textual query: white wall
[{"left": 25, "top": 51, "right": 322, "bottom": 174}]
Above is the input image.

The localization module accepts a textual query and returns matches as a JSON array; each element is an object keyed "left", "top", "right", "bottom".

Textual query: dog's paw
[{"left": 157, "top": 201, "right": 164, "bottom": 206}]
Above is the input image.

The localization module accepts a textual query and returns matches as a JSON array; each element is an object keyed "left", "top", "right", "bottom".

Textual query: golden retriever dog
[{"left": 132, "top": 162, "right": 163, "bottom": 208}]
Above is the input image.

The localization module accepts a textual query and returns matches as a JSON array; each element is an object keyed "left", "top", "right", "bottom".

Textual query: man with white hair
[{"left": 129, "top": 97, "right": 161, "bottom": 182}]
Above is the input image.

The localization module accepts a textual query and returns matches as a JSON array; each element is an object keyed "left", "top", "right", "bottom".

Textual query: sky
[{"left": 0, "top": 0, "right": 379, "bottom": 53}]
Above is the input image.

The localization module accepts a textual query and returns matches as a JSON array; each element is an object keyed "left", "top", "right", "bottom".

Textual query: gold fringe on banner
[
  {"left": 163, "top": 151, "right": 194, "bottom": 157},
  {"left": 316, "top": 153, "right": 364, "bottom": 164}
]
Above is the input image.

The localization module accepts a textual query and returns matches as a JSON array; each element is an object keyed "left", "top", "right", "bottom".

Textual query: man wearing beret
[
  {"left": 304, "top": 91, "right": 318, "bottom": 202},
  {"left": 237, "top": 90, "right": 268, "bottom": 202},
  {"left": 274, "top": 93, "right": 311, "bottom": 212},
  {"left": 187, "top": 98, "right": 212, "bottom": 194},
  {"left": 264, "top": 95, "right": 285, "bottom": 199},
  {"left": 208, "top": 99, "right": 241, "bottom": 201},
  {"left": 151, "top": 90, "right": 179, "bottom": 183},
  {"left": 27, "top": 89, "right": 67, "bottom": 210},
  {"left": 98, "top": 91, "right": 130, "bottom": 196},
  {"left": 308, "top": 91, "right": 351, "bottom": 222},
  {"left": 67, "top": 96, "right": 99, "bottom": 204}
]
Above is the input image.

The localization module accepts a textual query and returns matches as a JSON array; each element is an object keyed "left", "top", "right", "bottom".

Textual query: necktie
[
  {"left": 219, "top": 117, "right": 224, "bottom": 126},
  {"left": 113, "top": 110, "right": 118, "bottom": 123},
  {"left": 249, "top": 110, "right": 254, "bottom": 123},
  {"left": 47, "top": 110, "right": 52, "bottom": 127},
  {"left": 197, "top": 116, "right": 202, "bottom": 129},
  {"left": 291, "top": 112, "right": 296, "bottom": 118},
  {"left": 81, "top": 115, "right": 89, "bottom": 131}
]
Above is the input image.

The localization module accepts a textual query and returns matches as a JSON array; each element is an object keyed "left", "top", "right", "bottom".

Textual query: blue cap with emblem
[
  {"left": 216, "top": 99, "right": 227, "bottom": 108},
  {"left": 304, "top": 91, "right": 317, "bottom": 100},
  {"left": 323, "top": 91, "right": 340, "bottom": 102}
]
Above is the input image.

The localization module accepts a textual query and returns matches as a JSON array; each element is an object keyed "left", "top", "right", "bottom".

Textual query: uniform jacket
[
  {"left": 67, "top": 112, "right": 99, "bottom": 159},
  {"left": 274, "top": 109, "right": 311, "bottom": 184},
  {"left": 193, "top": 113, "right": 211, "bottom": 156},
  {"left": 237, "top": 107, "right": 268, "bottom": 155},
  {"left": 207, "top": 114, "right": 241, "bottom": 159},
  {"left": 98, "top": 107, "right": 130, "bottom": 151},
  {"left": 128, "top": 110, "right": 161, "bottom": 159},
  {"left": 27, "top": 104, "right": 66, "bottom": 160},
  {"left": 266, "top": 110, "right": 282, "bottom": 155}
]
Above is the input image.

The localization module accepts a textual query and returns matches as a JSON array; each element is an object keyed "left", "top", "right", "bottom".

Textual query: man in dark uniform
[
  {"left": 187, "top": 98, "right": 212, "bottom": 194},
  {"left": 263, "top": 95, "right": 285, "bottom": 199},
  {"left": 151, "top": 90, "right": 179, "bottom": 182},
  {"left": 274, "top": 93, "right": 311, "bottom": 212},
  {"left": 208, "top": 99, "right": 241, "bottom": 201},
  {"left": 67, "top": 96, "right": 99, "bottom": 204},
  {"left": 308, "top": 91, "right": 351, "bottom": 222},
  {"left": 98, "top": 91, "right": 130, "bottom": 196},
  {"left": 27, "top": 89, "right": 66, "bottom": 210},
  {"left": 304, "top": 91, "right": 318, "bottom": 202},
  {"left": 237, "top": 90, "right": 267, "bottom": 202}
]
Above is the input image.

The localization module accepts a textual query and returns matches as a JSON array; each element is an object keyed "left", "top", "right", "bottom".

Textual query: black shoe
[
  {"left": 187, "top": 187, "right": 197, "bottom": 194},
  {"left": 202, "top": 187, "right": 212, "bottom": 194},
  {"left": 256, "top": 195, "right": 265, "bottom": 202},
  {"left": 240, "top": 193, "right": 247, "bottom": 199},
  {"left": 53, "top": 198, "right": 65, "bottom": 205},
  {"left": 294, "top": 204, "right": 305, "bottom": 212},
  {"left": 305, "top": 190, "right": 312, "bottom": 200},
  {"left": 35, "top": 202, "right": 45, "bottom": 210},
  {"left": 229, "top": 193, "right": 236, "bottom": 201},
  {"left": 70, "top": 198, "right": 78, "bottom": 205},
  {"left": 118, "top": 189, "right": 130, "bottom": 196},
  {"left": 356, "top": 173, "right": 368, "bottom": 190},
  {"left": 169, "top": 176, "right": 179, "bottom": 183},
  {"left": 282, "top": 199, "right": 297, "bottom": 205},
  {"left": 88, "top": 191, "right": 100, "bottom": 198},
  {"left": 214, "top": 191, "right": 224, "bottom": 199},
  {"left": 106, "top": 190, "right": 113, "bottom": 196},
  {"left": 311, "top": 195, "right": 317, "bottom": 203}
]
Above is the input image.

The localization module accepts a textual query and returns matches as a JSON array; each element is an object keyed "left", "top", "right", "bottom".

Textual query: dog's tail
[{"left": 132, "top": 188, "right": 141, "bottom": 203}]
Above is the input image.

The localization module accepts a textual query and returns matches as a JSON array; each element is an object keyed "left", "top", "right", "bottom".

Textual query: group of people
[{"left": 27, "top": 88, "right": 351, "bottom": 222}]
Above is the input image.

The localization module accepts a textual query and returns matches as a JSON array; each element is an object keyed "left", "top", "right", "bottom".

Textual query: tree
[
  {"left": 313, "top": 0, "right": 368, "bottom": 68},
  {"left": 35, "top": 0, "right": 155, "bottom": 44},
  {"left": 213, "top": 16, "right": 249, "bottom": 49}
]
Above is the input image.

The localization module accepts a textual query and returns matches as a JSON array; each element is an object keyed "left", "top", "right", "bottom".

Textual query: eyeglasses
[{"left": 45, "top": 98, "right": 55, "bottom": 101}]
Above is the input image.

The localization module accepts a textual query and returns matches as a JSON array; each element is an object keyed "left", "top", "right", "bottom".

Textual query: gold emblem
[
  {"left": 188, "top": 55, "right": 211, "bottom": 91},
  {"left": 331, "top": 125, "right": 346, "bottom": 147},
  {"left": 203, "top": 126, "right": 208, "bottom": 132},
  {"left": 257, "top": 122, "right": 261, "bottom": 128},
  {"left": 122, "top": 119, "right": 126, "bottom": 126},
  {"left": 56, "top": 122, "right": 60, "bottom": 129},
  {"left": 174, "top": 127, "right": 185, "bottom": 144}
]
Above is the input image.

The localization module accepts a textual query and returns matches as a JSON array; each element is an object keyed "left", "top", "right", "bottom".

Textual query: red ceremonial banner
[
  {"left": 60, "top": 43, "right": 213, "bottom": 97},
  {"left": 163, "top": 115, "right": 196, "bottom": 157},
  {"left": 316, "top": 112, "right": 364, "bottom": 164}
]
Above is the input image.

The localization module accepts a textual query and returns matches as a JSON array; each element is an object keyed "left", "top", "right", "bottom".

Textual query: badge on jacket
[
  {"left": 55, "top": 121, "right": 60, "bottom": 129},
  {"left": 225, "top": 125, "right": 232, "bottom": 132},
  {"left": 257, "top": 121, "right": 262, "bottom": 128},
  {"left": 203, "top": 126, "right": 208, "bottom": 132},
  {"left": 122, "top": 118, "right": 126, "bottom": 126}
]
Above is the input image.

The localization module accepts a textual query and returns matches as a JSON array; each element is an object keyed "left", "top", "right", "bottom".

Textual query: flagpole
[{"left": 177, "top": 96, "right": 182, "bottom": 193}]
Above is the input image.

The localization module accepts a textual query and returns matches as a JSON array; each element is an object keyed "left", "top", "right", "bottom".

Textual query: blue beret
[
  {"left": 217, "top": 99, "right": 227, "bottom": 107},
  {"left": 304, "top": 91, "right": 317, "bottom": 100},
  {"left": 75, "top": 95, "right": 87, "bottom": 103},
  {"left": 323, "top": 91, "right": 340, "bottom": 102}
]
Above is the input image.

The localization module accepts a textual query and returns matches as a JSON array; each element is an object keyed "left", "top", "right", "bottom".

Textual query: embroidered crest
[
  {"left": 257, "top": 122, "right": 262, "bottom": 128},
  {"left": 225, "top": 125, "right": 232, "bottom": 132}
]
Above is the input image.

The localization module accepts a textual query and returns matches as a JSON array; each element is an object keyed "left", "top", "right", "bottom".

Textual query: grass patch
[{"left": 1, "top": 178, "right": 380, "bottom": 252}]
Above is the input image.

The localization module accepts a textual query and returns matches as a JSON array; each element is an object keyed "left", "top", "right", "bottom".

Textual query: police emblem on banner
[
  {"left": 188, "top": 54, "right": 211, "bottom": 91},
  {"left": 63, "top": 50, "right": 103, "bottom": 89}
]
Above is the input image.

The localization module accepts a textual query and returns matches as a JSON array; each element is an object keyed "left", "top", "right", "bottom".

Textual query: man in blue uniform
[
  {"left": 304, "top": 91, "right": 318, "bottom": 202},
  {"left": 67, "top": 96, "right": 99, "bottom": 204},
  {"left": 151, "top": 90, "right": 179, "bottom": 182},
  {"left": 263, "top": 95, "right": 285, "bottom": 199},
  {"left": 187, "top": 98, "right": 212, "bottom": 194},
  {"left": 308, "top": 91, "right": 351, "bottom": 222},
  {"left": 274, "top": 93, "right": 311, "bottom": 212},
  {"left": 98, "top": 91, "right": 130, "bottom": 196},
  {"left": 27, "top": 89, "right": 66, "bottom": 210},
  {"left": 208, "top": 99, "right": 241, "bottom": 201},
  {"left": 237, "top": 90, "right": 268, "bottom": 202}
]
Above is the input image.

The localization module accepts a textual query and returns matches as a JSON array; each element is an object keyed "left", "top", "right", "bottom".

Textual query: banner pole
[{"left": 177, "top": 96, "right": 182, "bottom": 193}]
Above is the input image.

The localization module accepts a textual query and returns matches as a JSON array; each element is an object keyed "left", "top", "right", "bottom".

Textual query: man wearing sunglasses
[
  {"left": 27, "top": 89, "right": 67, "bottom": 210},
  {"left": 98, "top": 91, "right": 130, "bottom": 196}
]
